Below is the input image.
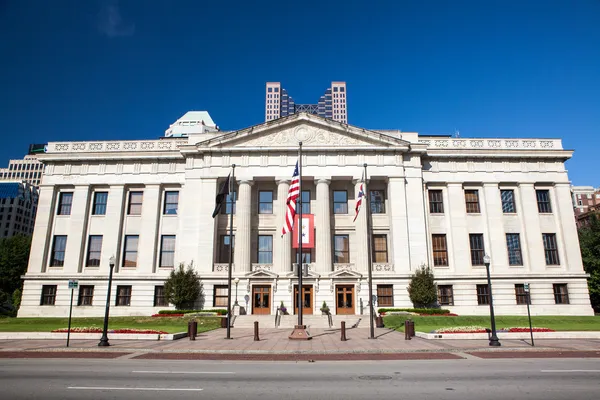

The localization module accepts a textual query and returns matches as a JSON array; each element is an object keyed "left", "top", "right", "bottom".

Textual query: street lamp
[
  {"left": 234, "top": 277, "right": 240, "bottom": 306},
  {"left": 98, "top": 255, "right": 116, "bottom": 347},
  {"left": 483, "top": 254, "right": 501, "bottom": 347}
]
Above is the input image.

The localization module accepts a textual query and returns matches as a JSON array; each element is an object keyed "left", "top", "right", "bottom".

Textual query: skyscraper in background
[{"left": 265, "top": 81, "right": 347, "bottom": 123}]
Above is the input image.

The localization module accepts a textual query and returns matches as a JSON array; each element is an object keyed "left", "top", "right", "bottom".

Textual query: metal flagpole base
[{"left": 289, "top": 325, "right": 312, "bottom": 340}]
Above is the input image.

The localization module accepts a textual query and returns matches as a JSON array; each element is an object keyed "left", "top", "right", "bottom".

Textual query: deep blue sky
[{"left": 1, "top": 0, "right": 599, "bottom": 185}]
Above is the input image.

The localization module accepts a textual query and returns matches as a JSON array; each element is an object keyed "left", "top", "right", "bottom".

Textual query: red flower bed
[
  {"left": 505, "top": 327, "right": 555, "bottom": 333},
  {"left": 152, "top": 313, "right": 184, "bottom": 317},
  {"left": 52, "top": 327, "right": 167, "bottom": 334}
]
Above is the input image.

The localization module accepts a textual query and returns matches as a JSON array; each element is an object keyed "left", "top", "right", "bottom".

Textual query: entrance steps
[{"left": 232, "top": 314, "right": 364, "bottom": 329}]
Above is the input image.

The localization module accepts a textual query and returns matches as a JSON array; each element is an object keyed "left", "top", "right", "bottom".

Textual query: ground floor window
[
  {"left": 376, "top": 285, "right": 393, "bottom": 307},
  {"left": 116, "top": 285, "right": 132, "bottom": 306},
  {"left": 214, "top": 285, "right": 229, "bottom": 307},
  {"left": 40, "top": 285, "right": 57, "bottom": 305},
  {"left": 553, "top": 283, "right": 569, "bottom": 304},
  {"left": 77, "top": 285, "right": 94, "bottom": 306},
  {"left": 514, "top": 284, "right": 528, "bottom": 305},
  {"left": 476, "top": 284, "right": 489, "bottom": 305},
  {"left": 154, "top": 286, "right": 168, "bottom": 307},
  {"left": 437, "top": 285, "right": 454, "bottom": 306}
]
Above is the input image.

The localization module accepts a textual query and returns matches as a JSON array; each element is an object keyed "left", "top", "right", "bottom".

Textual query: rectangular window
[
  {"left": 163, "top": 191, "right": 179, "bottom": 215},
  {"left": 40, "top": 285, "right": 57, "bottom": 305},
  {"left": 333, "top": 190, "right": 348, "bottom": 214},
  {"left": 92, "top": 192, "right": 108, "bottom": 215},
  {"left": 536, "top": 190, "right": 552, "bottom": 213},
  {"left": 505, "top": 233, "right": 523, "bottom": 266},
  {"left": 377, "top": 285, "right": 393, "bottom": 307},
  {"left": 465, "top": 190, "right": 480, "bottom": 213},
  {"left": 57, "top": 192, "right": 73, "bottom": 215},
  {"left": 222, "top": 192, "right": 236, "bottom": 215},
  {"left": 78, "top": 285, "right": 94, "bottom": 306},
  {"left": 369, "top": 190, "right": 385, "bottom": 214},
  {"left": 428, "top": 190, "right": 444, "bottom": 213},
  {"left": 553, "top": 283, "right": 569, "bottom": 304},
  {"left": 213, "top": 285, "right": 229, "bottom": 307},
  {"left": 333, "top": 234, "right": 350, "bottom": 263},
  {"left": 123, "top": 235, "right": 139, "bottom": 268},
  {"left": 258, "top": 191, "right": 273, "bottom": 214},
  {"left": 127, "top": 191, "right": 143, "bottom": 215},
  {"left": 219, "top": 235, "right": 235, "bottom": 263},
  {"left": 116, "top": 286, "right": 132, "bottom": 306},
  {"left": 501, "top": 190, "right": 516, "bottom": 213},
  {"left": 469, "top": 234, "right": 485, "bottom": 266},
  {"left": 295, "top": 249, "right": 312, "bottom": 264},
  {"left": 159, "top": 235, "right": 176, "bottom": 268},
  {"left": 372, "top": 234, "right": 388, "bottom": 263},
  {"left": 154, "top": 286, "right": 168, "bottom": 307},
  {"left": 296, "top": 190, "right": 310, "bottom": 214},
  {"left": 432, "top": 234, "right": 449, "bottom": 266},
  {"left": 477, "top": 284, "right": 490, "bottom": 305},
  {"left": 257, "top": 235, "right": 273, "bottom": 264},
  {"left": 437, "top": 285, "right": 454, "bottom": 306},
  {"left": 543, "top": 233, "right": 560, "bottom": 265},
  {"left": 50, "top": 235, "right": 67, "bottom": 267},
  {"left": 514, "top": 284, "right": 528, "bottom": 305},
  {"left": 86, "top": 235, "right": 103, "bottom": 267}
]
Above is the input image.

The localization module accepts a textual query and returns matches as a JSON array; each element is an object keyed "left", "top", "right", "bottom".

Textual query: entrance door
[
  {"left": 293, "top": 285, "right": 313, "bottom": 315},
  {"left": 336, "top": 285, "right": 355, "bottom": 315},
  {"left": 252, "top": 285, "right": 271, "bottom": 315}
]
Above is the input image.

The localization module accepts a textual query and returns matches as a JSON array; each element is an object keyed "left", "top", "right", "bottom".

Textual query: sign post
[
  {"left": 67, "top": 280, "right": 78, "bottom": 347},
  {"left": 524, "top": 283, "right": 534, "bottom": 347}
]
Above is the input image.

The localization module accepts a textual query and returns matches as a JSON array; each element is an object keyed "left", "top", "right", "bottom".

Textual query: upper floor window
[
  {"left": 501, "top": 190, "right": 516, "bottom": 213},
  {"left": 372, "top": 234, "right": 388, "bottom": 263},
  {"left": 219, "top": 235, "right": 235, "bottom": 263},
  {"left": 370, "top": 190, "right": 385, "bottom": 214},
  {"left": 333, "top": 190, "right": 348, "bottom": 214},
  {"left": 159, "top": 235, "right": 176, "bottom": 268},
  {"left": 536, "top": 190, "right": 552, "bottom": 213},
  {"left": 428, "top": 190, "right": 444, "bottom": 214},
  {"left": 86, "top": 235, "right": 103, "bottom": 267},
  {"left": 333, "top": 234, "right": 350, "bottom": 263},
  {"left": 469, "top": 234, "right": 485, "bottom": 265},
  {"left": 127, "top": 191, "right": 143, "bottom": 215},
  {"left": 543, "top": 233, "right": 560, "bottom": 265},
  {"left": 506, "top": 233, "right": 523, "bottom": 266},
  {"left": 258, "top": 191, "right": 273, "bottom": 214},
  {"left": 92, "top": 192, "right": 108, "bottom": 215},
  {"left": 295, "top": 190, "right": 311, "bottom": 214},
  {"left": 432, "top": 234, "right": 449, "bottom": 266},
  {"left": 123, "top": 235, "right": 139, "bottom": 268},
  {"left": 57, "top": 192, "right": 73, "bottom": 215},
  {"left": 163, "top": 191, "right": 179, "bottom": 215},
  {"left": 464, "top": 190, "right": 480, "bottom": 213},
  {"left": 50, "top": 235, "right": 67, "bottom": 267},
  {"left": 257, "top": 235, "right": 273, "bottom": 264}
]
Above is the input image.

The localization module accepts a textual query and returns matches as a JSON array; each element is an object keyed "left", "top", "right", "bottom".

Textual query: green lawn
[
  {"left": 0, "top": 316, "right": 221, "bottom": 334},
  {"left": 383, "top": 315, "right": 600, "bottom": 333}
]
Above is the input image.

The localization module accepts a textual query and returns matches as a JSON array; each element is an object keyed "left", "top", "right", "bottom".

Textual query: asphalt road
[{"left": 1, "top": 358, "right": 599, "bottom": 399}]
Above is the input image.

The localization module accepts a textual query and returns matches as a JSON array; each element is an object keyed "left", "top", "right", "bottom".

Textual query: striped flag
[
  {"left": 282, "top": 161, "right": 300, "bottom": 235},
  {"left": 353, "top": 172, "right": 365, "bottom": 222}
]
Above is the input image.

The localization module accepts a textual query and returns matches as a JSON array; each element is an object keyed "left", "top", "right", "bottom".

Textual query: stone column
[
  {"left": 234, "top": 179, "right": 253, "bottom": 273},
  {"left": 388, "top": 177, "right": 410, "bottom": 273},
  {"left": 28, "top": 185, "right": 57, "bottom": 273},
  {"left": 138, "top": 184, "right": 161, "bottom": 274},
  {"left": 276, "top": 179, "right": 292, "bottom": 273},
  {"left": 102, "top": 185, "right": 125, "bottom": 274},
  {"left": 354, "top": 178, "right": 369, "bottom": 273},
  {"left": 315, "top": 178, "right": 332, "bottom": 273},
  {"left": 518, "top": 183, "right": 545, "bottom": 273},
  {"left": 65, "top": 185, "right": 91, "bottom": 274}
]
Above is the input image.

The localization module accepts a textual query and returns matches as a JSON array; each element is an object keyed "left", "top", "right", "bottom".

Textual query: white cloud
[{"left": 97, "top": 1, "right": 135, "bottom": 38}]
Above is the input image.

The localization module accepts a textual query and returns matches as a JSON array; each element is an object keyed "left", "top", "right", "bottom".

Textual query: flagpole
[
  {"left": 364, "top": 163, "right": 375, "bottom": 339},
  {"left": 297, "top": 142, "right": 303, "bottom": 327},
  {"left": 226, "top": 164, "right": 236, "bottom": 340}
]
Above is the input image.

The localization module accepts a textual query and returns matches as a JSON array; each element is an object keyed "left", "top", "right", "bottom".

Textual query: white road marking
[
  {"left": 132, "top": 370, "right": 234, "bottom": 374},
  {"left": 541, "top": 370, "right": 600, "bottom": 373},
  {"left": 68, "top": 387, "right": 203, "bottom": 391}
]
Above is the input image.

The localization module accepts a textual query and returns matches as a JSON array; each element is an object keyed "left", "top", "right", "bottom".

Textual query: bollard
[
  {"left": 341, "top": 321, "right": 347, "bottom": 341},
  {"left": 404, "top": 320, "right": 411, "bottom": 340},
  {"left": 409, "top": 320, "right": 415, "bottom": 338},
  {"left": 376, "top": 315, "right": 384, "bottom": 328},
  {"left": 254, "top": 321, "right": 260, "bottom": 341},
  {"left": 188, "top": 320, "right": 197, "bottom": 341}
]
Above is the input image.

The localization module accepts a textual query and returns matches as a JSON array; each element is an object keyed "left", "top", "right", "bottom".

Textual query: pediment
[
  {"left": 284, "top": 270, "right": 321, "bottom": 279},
  {"left": 245, "top": 269, "right": 279, "bottom": 279},
  {"left": 196, "top": 113, "right": 410, "bottom": 150},
  {"left": 328, "top": 269, "right": 363, "bottom": 278}
]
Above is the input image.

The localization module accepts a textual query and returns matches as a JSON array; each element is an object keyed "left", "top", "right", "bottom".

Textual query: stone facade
[{"left": 18, "top": 113, "right": 594, "bottom": 317}]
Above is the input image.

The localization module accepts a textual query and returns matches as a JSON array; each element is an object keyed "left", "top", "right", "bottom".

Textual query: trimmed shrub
[
  {"left": 158, "top": 309, "right": 228, "bottom": 315},
  {"left": 378, "top": 308, "right": 450, "bottom": 315}
]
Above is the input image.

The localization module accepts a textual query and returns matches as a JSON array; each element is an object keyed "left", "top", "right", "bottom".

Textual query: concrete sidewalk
[{"left": 1, "top": 327, "right": 599, "bottom": 355}]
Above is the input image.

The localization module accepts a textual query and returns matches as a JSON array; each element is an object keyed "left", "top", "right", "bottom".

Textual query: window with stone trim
[
  {"left": 78, "top": 285, "right": 94, "bottom": 306},
  {"left": 57, "top": 192, "right": 73, "bottom": 215},
  {"left": 432, "top": 234, "right": 449, "bottom": 266},
  {"left": 50, "top": 235, "right": 67, "bottom": 267},
  {"left": 553, "top": 283, "right": 569, "bottom": 304},
  {"left": 514, "top": 284, "right": 529, "bottom": 305},
  {"left": 464, "top": 190, "right": 480, "bottom": 213},
  {"left": 506, "top": 233, "right": 523, "bottom": 266},
  {"left": 501, "top": 189, "right": 516, "bottom": 213},
  {"left": 476, "top": 284, "right": 490, "bottom": 305},
  {"left": 428, "top": 190, "right": 444, "bottom": 213},
  {"left": 40, "top": 285, "right": 57, "bottom": 305},
  {"left": 219, "top": 235, "right": 234, "bottom": 263},
  {"left": 536, "top": 190, "right": 552, "bottom": 213},
  {"left": 438, "top": 285, "right": 454, "bottom": 306},
  {"left": 163, "top": 191, "right": 179, "bottom": 215},
  {"left": 154, "top": 286, "right": 168, "bottom": 307},
  {"left": 86, "top": 235, "right": 102, "bottom": 267},
  {"left": 123, "top": 235, "right": 139, "bottom": 268},
  {"left": 377, "top": 285, "right": 393, "bottom": 307},
  {"left": 333, "top": 234, "right": 350, "bottom": 263},
  {"left": 469, "top": 234, "right": 485, "bottom": 266},
  {"left": 372, "top": 234, "right": 388, "bottom": 263},
  {"left": 116, "top": 285, "right": 132, "bottom": 306},
  {"left": 258, "top": 191, "right": 273, "bottom": 214},
  {"left": 257, "top": 235, "right": 273, "bottom": 264},
  {"left": 213, "top": 285, "right": 229, "bottom": 307},
  {"left": 127, "top": 191, "right": 143, "bottom": 215},
  {"left": 543, "top": 233, "right": 560, "bottom": 265},
  {"left": 333, "top": 191, "right": 348, "bottom": 214},
  {"left": 369, "top": 190, "right": 385, "bottom": 214},
  {"left": 159, "top": 235, "right": 176, "bottom": 268}
]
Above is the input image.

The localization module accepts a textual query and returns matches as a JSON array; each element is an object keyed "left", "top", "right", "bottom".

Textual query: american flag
[
  {"left": 282, "top": 161, "right": 300, "bottom": 235},
  {"left": 353, "top": 182, "right": 364, "bottom": 222}
]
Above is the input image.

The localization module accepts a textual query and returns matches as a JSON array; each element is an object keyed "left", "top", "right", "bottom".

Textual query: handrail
[
  {"left": 327, "top": 311, "right": 333, "bottom": 328},
  {"left": 275, "top": 307, "right": 281, "bottom": 327}
]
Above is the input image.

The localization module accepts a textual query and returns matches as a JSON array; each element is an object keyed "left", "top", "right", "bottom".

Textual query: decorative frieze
[
  {"left": 419, "top": 138, "right": 562, "bottom": 151},
  {"left": 334, "top": 263, "right": 356, "bottom": 271},
  {"left": 373, "top": 263, "right": 394, "bottom": 273},
  {"left": 252, "top": 264, "right": 273, "bottom": 271},
  {"left": 47, "top": 140, "right": 187, "bottom": 154}
]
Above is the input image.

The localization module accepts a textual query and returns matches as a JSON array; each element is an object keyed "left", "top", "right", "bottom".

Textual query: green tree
[
  {"left": 407, "top": 264, "right": 438, "bottom": 308},
  {"left": 163, "top": 262, "right": 203, "bottom": 310},
  {"left": 0, "top": 235, "right": 32, "bottom": 312},
  {"left": 578, "top": 214, "right": 600, "bottom": 312}
]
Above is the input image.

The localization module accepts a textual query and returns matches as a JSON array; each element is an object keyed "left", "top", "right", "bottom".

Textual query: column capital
[
  {"left": 238, "top": 179, "right": 254, "bottom": 186},
  {"left": 276, "top": 178, "right": 290, "bottom": 185},
  {"left": 315, "top": 177, "right": 331, "bottom": 185}
]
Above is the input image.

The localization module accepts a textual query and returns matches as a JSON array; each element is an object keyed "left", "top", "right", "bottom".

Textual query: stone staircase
[{"left": 232, "top": 314, "right": 364, "bottom": 329}]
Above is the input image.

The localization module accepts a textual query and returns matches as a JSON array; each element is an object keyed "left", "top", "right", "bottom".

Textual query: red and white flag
[
  {"left": 282, "top": 161, "right": 300, "bottom": 235},
  {"left": 353, "top": 172, "right": 365, "bottom": 222}
]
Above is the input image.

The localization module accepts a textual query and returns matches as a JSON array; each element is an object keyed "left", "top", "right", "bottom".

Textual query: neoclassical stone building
[{"left": 18, "top": 113, "right": 593, "bottom": 317}]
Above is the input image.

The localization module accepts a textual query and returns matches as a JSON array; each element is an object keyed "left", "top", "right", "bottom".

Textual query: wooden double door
[
  {"left": 293, "top": 285, "right": 313, "bottom": 315},
  {"left": 252, "top": 285, "right": 271, "bottom": 315},
  {"left": 336, "top": 285, "right": 355, "bottom": 315}
]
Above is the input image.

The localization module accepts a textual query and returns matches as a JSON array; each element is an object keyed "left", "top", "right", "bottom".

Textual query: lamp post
[
  {"left": 98, "top": 255, "right": 115, "bottom": 347},
  {"left": 234, "top": 277, "right": 240, "bottom": 306},
  {"left": 483, "top": 254, "right": 501, "bottom": 347}
]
